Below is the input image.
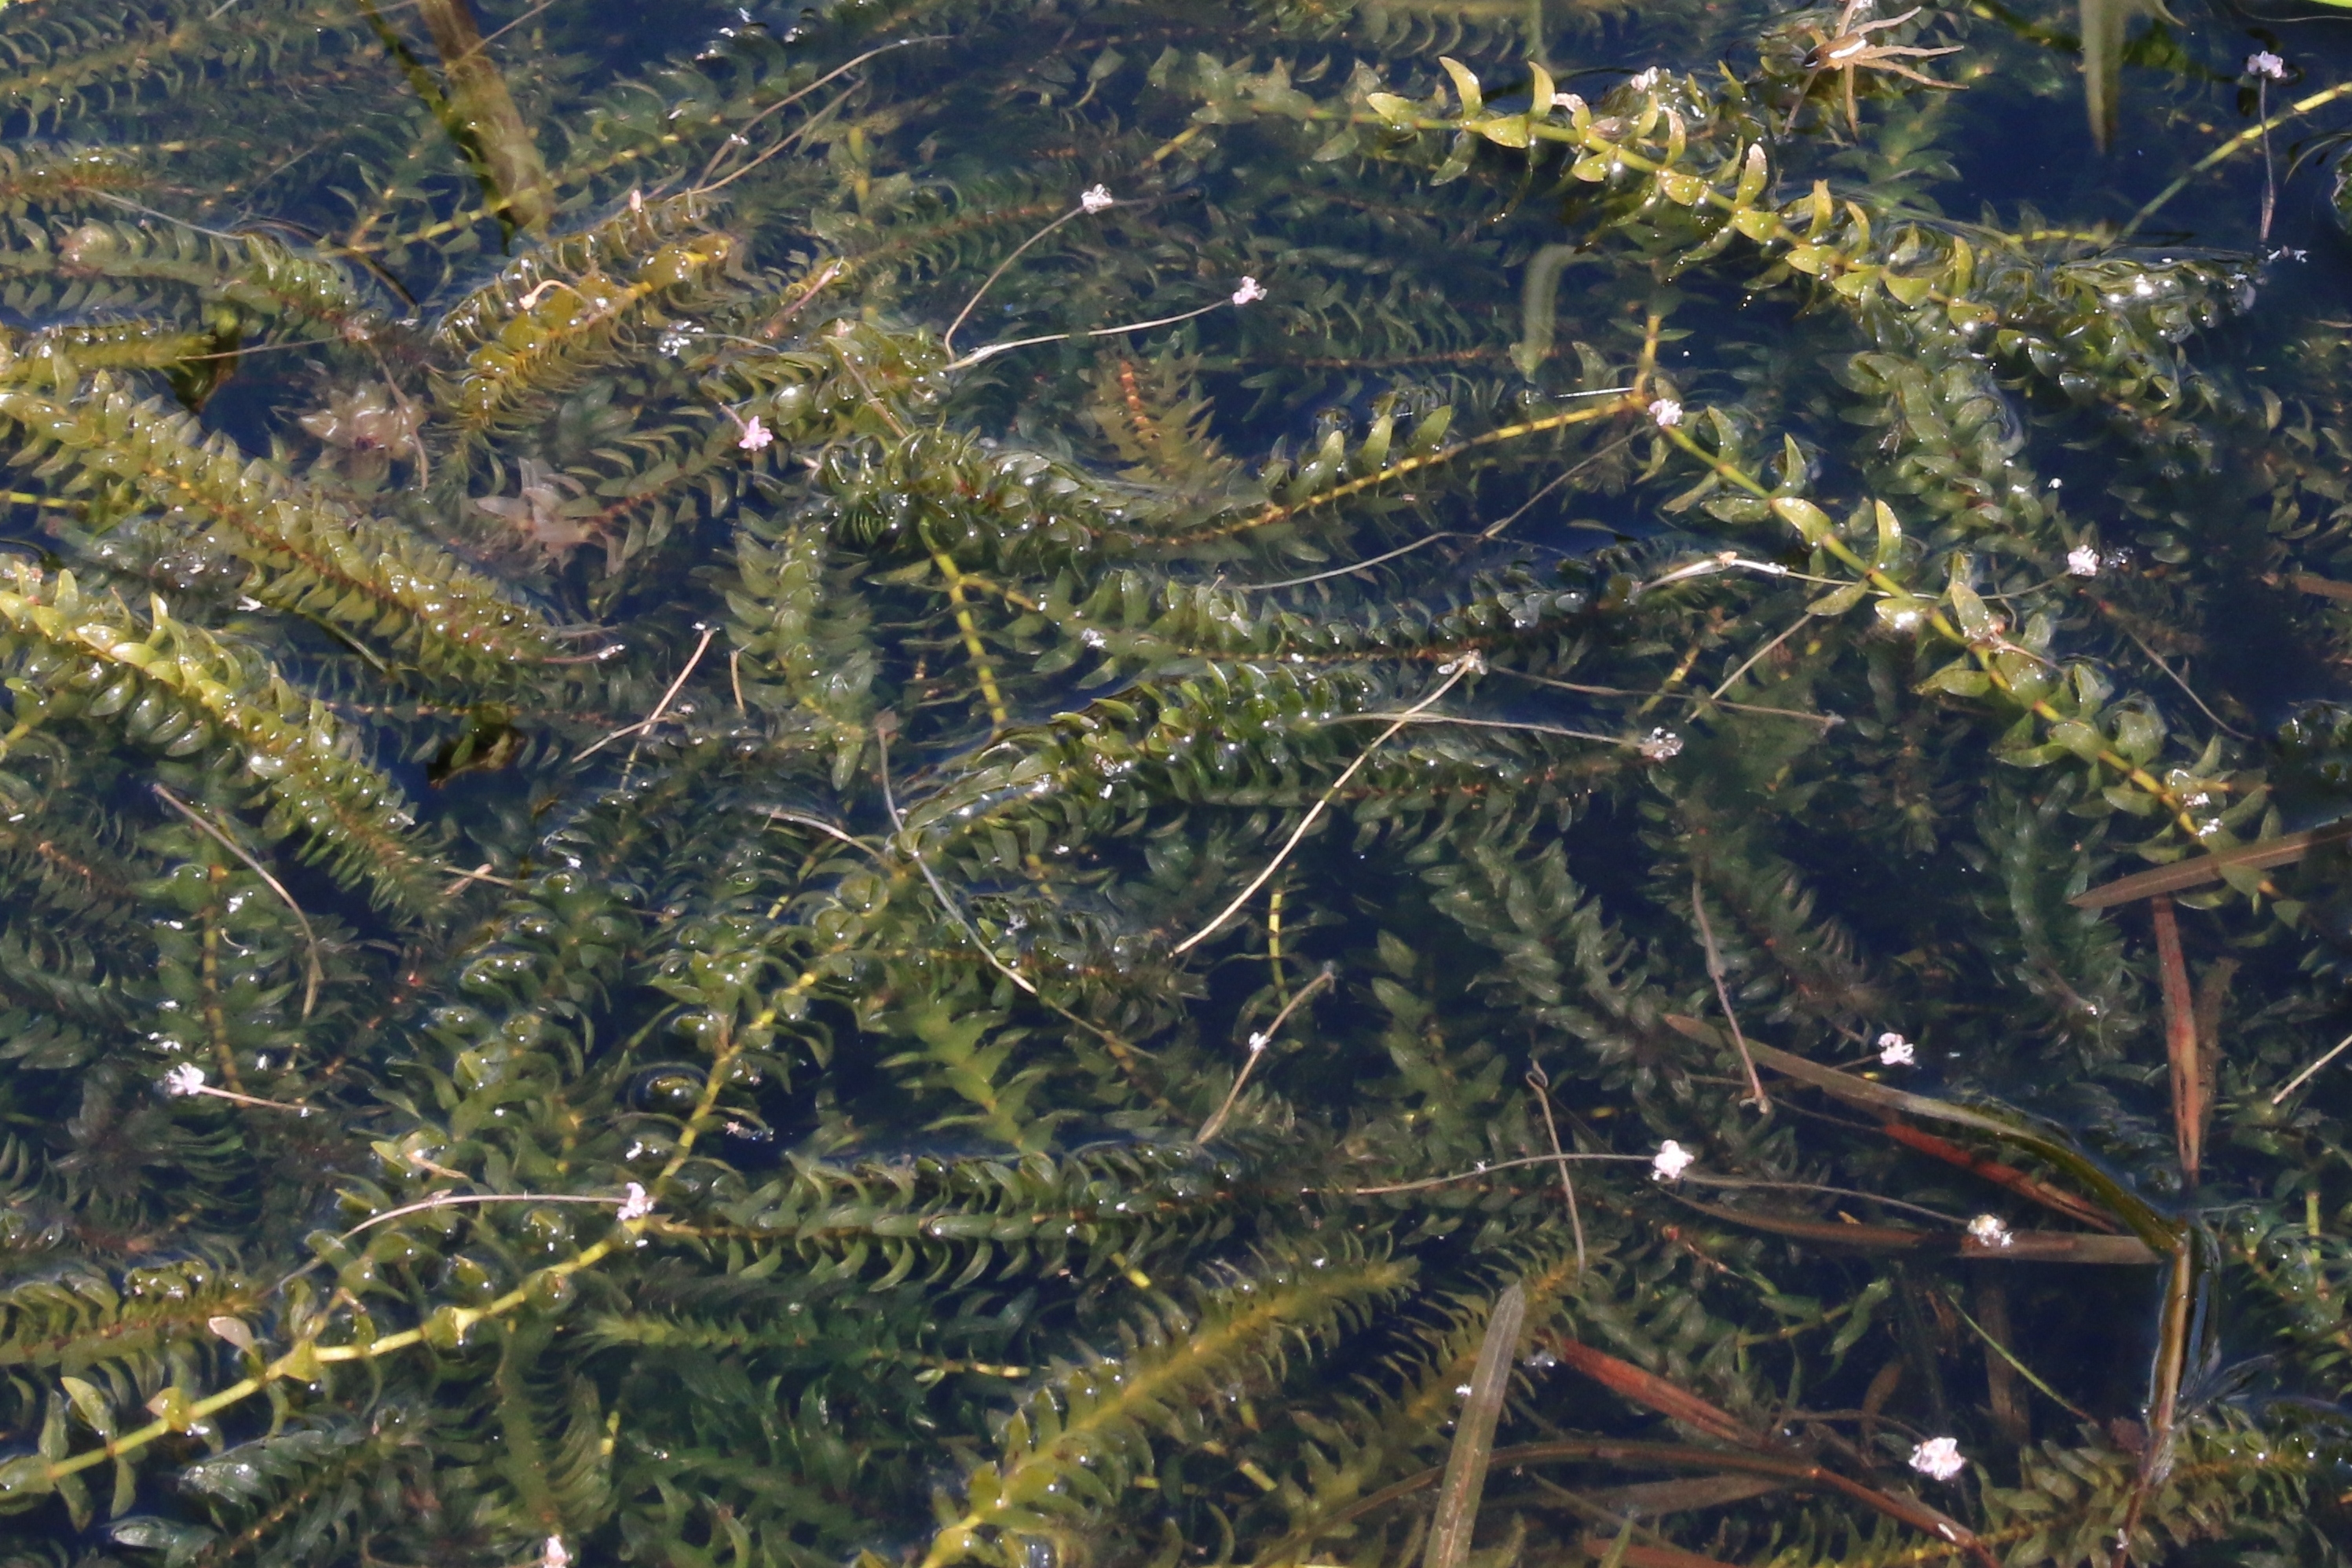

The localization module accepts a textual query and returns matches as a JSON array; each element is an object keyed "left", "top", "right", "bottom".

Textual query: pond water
[{"left": 0, "top": 0, "right": 2347, "bottom": 1565}]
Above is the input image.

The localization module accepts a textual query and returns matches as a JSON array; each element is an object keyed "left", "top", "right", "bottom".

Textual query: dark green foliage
[{"left": 0, "top": 2, "right": 2344, "bottom": 1567}]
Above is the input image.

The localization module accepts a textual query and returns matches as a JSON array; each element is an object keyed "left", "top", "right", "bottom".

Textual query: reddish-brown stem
[{"left": 2151, "top": 897, "right": 2203, "bottom": 1189}]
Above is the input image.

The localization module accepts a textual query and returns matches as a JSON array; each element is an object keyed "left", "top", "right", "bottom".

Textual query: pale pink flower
[
  {"left": 1231, "top": 276, "right": 1268, "bottom": 307},
  {"left": 737, "top": 415, "right": 774, "bottom": 453},
  {"left": 1909, "top": 1437, "right": 1966, "bottom": 1481}
]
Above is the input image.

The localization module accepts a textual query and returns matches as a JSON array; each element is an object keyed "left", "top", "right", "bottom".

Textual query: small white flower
[
  {"left": 1647, "top": 397, "right": 1683, "bottom": 429},
  {"left": 1638, "top": 727, "right": 1683, "bottom": 763},
  {"left": 1909, "top": 1436, "right": 1967, "bottom": 1482},
  {"left": 1877, "top": 1032, "right": 1915, "bottom": 1067},
  {"left": 616, "top": 1182, "right": 655, "bottom": 1223},
  {"left": 1080, "top": 184, "right": 1116, "bottom": 214},
  {"left": 737, "top": 415, "right": 774, "bottom": 453},
  {"left": 1966, "top": 1213, "right": 2014, "bottom": 1249},
  {"left": 657, "top": 327, "right": 697, "bottom": 356},
  {"left": 163, "top": 1064, "right": 207, "bottom": 1097},
  {"left": 1651, "top": 1140, "right": 1695, "bottom": 1182},
  {"left": 543, "top": 1538, "right": 572, "bottom": 1568},
  {"left": 1231, "top": 276, "right": 1268, "bottom": 307},
  {"left": 1550, "top": 92, "right": 1586, "bottom": 115},
  {"left": 2248, "top": 51, "right": 2288, "bottom": 82},
  {"left": 2066, "top": 543, "right": 2100, "bottom": 578},
  {"left": 1628, "top": 68, "right": 1662, "bottom": 91}
]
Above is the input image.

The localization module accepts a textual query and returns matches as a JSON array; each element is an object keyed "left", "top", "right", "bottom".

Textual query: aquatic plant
[{"left": 0, "top": 1, "right": 2346, "bottom": 1566}]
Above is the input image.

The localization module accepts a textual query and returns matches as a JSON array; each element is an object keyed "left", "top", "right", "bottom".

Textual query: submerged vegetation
[{"left": 0, "top": 0, "right": 2350, "bottom": 1564}]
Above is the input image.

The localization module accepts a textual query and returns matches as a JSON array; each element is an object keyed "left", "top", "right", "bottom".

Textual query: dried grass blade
[
  {"left": 1728, "top": 1033, "right": 2180, "bottom": 1253},
  {"left": 2069, "top": 822, "right": 2352, "bottom": 909},
  {"left": 411, "top": 0, "right": 555, "bottom": 234},
  {"left": 2285, "top": 570, "right": 2352, "bottom": 603},
  {"left": 1545, "top": 1338, "right": 1758, "bottom": 1446},
  {"left": 2151, "top": 896, "right": 2203, "bottom": 1187},
  {"left": 1674, "top": 1197, "right": 1932, "bottom": 1253},
  {"left": 1282, "top": 1438, "right": 1993, "bottom": 1568},
  {"left": 1576, "top": 1536, "right": 1739, "bottom": 1568},
  {"left": 1947, "top": 1283, "right": 2087, "bottom": 1424},
  {"left": 2193, "top": 958, "right": 2235, "bottom": 1118},
  {"left": 1422, "top": 1283, "right": 1526, "bottom": 1568},
  {"left": 1674, "top": 1197, "right": 2158, "bottom": 1264},
  {"left": 1878, "top": 1119, "right": 2120, "bottom": 1233},
  {"left": 1984, "top": 1232, "right": 2161, "bottom": 1264},
  {"left": 1505, "top": 1442, "right": 1995, "bottom": 1568},
  {"left": 1590, "top": 1475, "right": 1785, "bottom": 1514},
  {"left": 2270, "top": 1027, "right": 2352, "bottom": 1105},
  {"left": 2080, "top": 0, "right": 2129, "bottom": 152},
  {"left": 2110, "top": 1242, "right": 2201, "bottom": 1567}
]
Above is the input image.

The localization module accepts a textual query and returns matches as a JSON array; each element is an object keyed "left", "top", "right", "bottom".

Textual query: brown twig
[
  {"left": 2270, "top": 1026, "right": 2352, "bottom": 1105},
  {"left": 2193, "top": 959, "right": 2235, "bottom": 1119},
  {"left": 1882, "top": 1124, "right": 2126, "bottom": 1231},
  {"left": 1196, "top": 967, "right": 1333, "bottom": 1142},
  {"left": 1574, "top": 1535, "right": 1740, "bottom": 1568},
  {"left": 1879, "top": 1119, "right": 2120, "bottom": 1233},
  {"left": 576, "top": 624, "right": 719, "bottom": 765},
  {"left": 2110, "top": 1242, "right": 2200, "bottom": 1566},
  {"left": 2151, "top": 897, "right": 2204, "bottom": 1189},
  {"left": 1545, "top": 1337, "right": 1761, "bottom": 1446}
]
